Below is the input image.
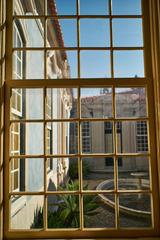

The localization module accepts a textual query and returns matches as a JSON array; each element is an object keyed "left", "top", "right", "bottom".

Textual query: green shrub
[
  {"left": 31, "top": 181, "right": 98, "bottom": 228},
  {"left": 69, "top": 161, "right": 90, "bottom": 180}
]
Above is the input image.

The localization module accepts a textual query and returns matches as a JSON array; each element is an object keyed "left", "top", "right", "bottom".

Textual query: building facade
[
  {"left": 70, "top": 87, "right": 149, "bottom": 172},
  {"left": 11, "top": 0, "right": 73, "bottom": 229}
]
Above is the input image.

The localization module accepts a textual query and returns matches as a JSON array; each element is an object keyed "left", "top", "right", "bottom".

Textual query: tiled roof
[{"left": 48, "top": 0, "right": 67, "bottom": 60}]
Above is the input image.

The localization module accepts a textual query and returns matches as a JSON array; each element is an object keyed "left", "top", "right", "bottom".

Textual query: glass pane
[
  {"left": 116, "top": 121, "right": 149, "bottom": 154},
  {"left": 11, "top": 174, "right": 14, "bottom": 192},
  {"left": 80, "top": 19, "right": 110, "bottom": 47},
  {"left": 119, "top": 194, "right": 152, "bottom": 228},
  {"left": 80, "top": 0, "right": 109, "bottom": 15},
  {"left": 13, "top": 0, "right": 44, "bottom": 15},
  {"left": 115, "top": 88, "right": 147, "bottom": 118},
  {"left": 10, "top": 158, "right": 44, "bottom": 192},
  {"left": 80, "top": 51, "right": 111, "bottom": 78},
  {"left": 11, "top": 88, "right": 43, "bottom": 120},
  {"left": 14, "top": 158, "right": 19, "bottom": 169},
  {"left": 113, "top": 19, "right": 143, "bottom": 47},
  {"left": 14, "top": 171, "right": 19, "bottom": 190},
  {"left": 47, "top": 19, "right": 77, "bottom": 47},
  {"left": 13, "top": 51, "right": 44, "bottom": 79},
  {"left": 10, "top": 195, "right": 44, "bottom": 229},
  {"left": 47, "top": 50, "right": 77, "bottom": 79},
  {"left": 46, "top": 88, "right": 78, "bottom": 119},
  {"left": 10, "top": 123, "right": 44, "bottom": 156},
  {"left": 46, "top": 122, "right": 78, "bottom": 154},
  {"left": 81, "top": 88, "right": 112, "bottom": 118},
  {"left": 83, "top": 194, "right": 115, "bottom": 228},
  {"left": 82, "top": 158, "right": 114, "bottom": 190},
  {"left": 114, "top": 50, "right": 144, "bottom": 78},
  {"left": 112, "top": 0, "right": 142, "bottom": 15},
  {"left": 13, "top": 19, "right": 44, "bottom": 48},
  {"left": 47, "top": 158, "right": 79, "bottom": 191},
  {"left": 47, "top": 194, "right": 80, "bottom": 228},
  {"left": 10, "top": 159, "right": 19, "bottom": 191},
  {"left": 81, "top": 121, "right": 114, "bottom": 154},
  {"left": 117, "top": 157, "right": 150, "bottom": 190},
  {"left": 10, "top": 89, "right": 22, "bottom": 116},
  {"left": 47, "top": 0, "right": 76, "bottom": 15}
]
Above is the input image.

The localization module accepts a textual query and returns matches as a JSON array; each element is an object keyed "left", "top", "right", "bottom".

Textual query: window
[
  {"left": 46, "top": 127, "right": 53, "bottom": 170},
  {"left": 82, "top": 121, "right": 91, "bottom": 153},
  {"left": 10, "top": 21, "right": 25, "bottom": 193},
  {"left": 105, "top": 122, "right": 122, "bottom": 166},
  {"left": 4, "top": 0, "right": 160, "bottom": 238},
  {"left": 136, "top": 121, "right": 148, "bottom": 152}
]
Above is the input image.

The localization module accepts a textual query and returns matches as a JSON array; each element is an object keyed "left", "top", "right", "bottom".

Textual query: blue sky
[
  {"left": 55, "top": 0, "right": 143, "bottom": 78},
  {"left": 54, "top": 0, "right": 141, "bottom": 16}
]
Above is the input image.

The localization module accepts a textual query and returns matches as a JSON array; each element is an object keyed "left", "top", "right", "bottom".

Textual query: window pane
[
  {"left": 11, "top": 88, "right": 43, "bottom": 120},
  {"left": 10, "top": 123, "right": 20, "bottom": 155},
  {"left": 81, "top": 88, "right": 112, "bottom": 118},
  {"left": 81, "top": 121, "right": 113, "bottom": 154},
  {"left": 47, "top": 194, "right": 80, "bottom": 228},
  {"left": 119, "top": 194, "right": 152, "bottom": 228},
  {"left": 13, "top": 19, "right": 44, "bottom": 48},
  {"left": 13, "top": 0, "right": 44, "bottom": 15},
  {"left": 80, "top": 19, "right": 110, "bottom": 47},
  {"left": 116, "top": 121, "right": 149, "bottom": 154},
  {"left": 112, "top": 0, "right": 142, "bottom": 15},
  {"left": 117, "top": 157, "right": 150, "bottom": 190},
  {"left": 113, "top": 19, "right": 143, "bottom": 47},
  {"left": 47, "top": 50, "right": 77, "bottom": 79},
  {"left": 47, "top": 158, "right": 79, "bottom": 191},
  {"left": 13, "top": 51, "right": 44, "bottom": 79},
  {"left": 10, "top": 123, "right": 44, "bottom": 155},
  {"left": 83, "top": 194, "right": 115, "bottom": 228},
  {"left": 11, "top": 89, "right": 22, "bottom": 116},
  {"left": 114, "top": 50, "right": 144, "bottom": 78},
  {"left": 47, "top": 19, "right": 77, "bottom": 47},
  {"left": 46, "top": 122, "right": 78, "bottom": 155},
  {"left": 14, "top": 158, "right": 19, "bottom": 170},
  {"left": 115, "top": 88, "right": 147, "bottom": 118},
  {"left": 10, "top": 159, "right": 19, "bottom": 191},
  {"left": 60, "top": 19, "right": 77, "bottom": 47},
  {"left": 10, "top": 195, "right": 44, "bottom": 229},
  {"left": 80, "top": 0, "right": 109, "bottom": 15},
  {"left": 82, "top": 158, "right": 114, "bottom": 190},
  {"left": 10, "top": 158, "right": 44, "bottom": 192},
  {"left": 13, "top": 171, "right": 19, "bottom": 190},
  {"left": 46, "top": 88, "right": 78, "bottom": 119},
  {"left": 47, "top": 0, "right": 76, "bottom": 15},
  {"left": 80, "top": 51, "right": 111, "bottom": 78}
]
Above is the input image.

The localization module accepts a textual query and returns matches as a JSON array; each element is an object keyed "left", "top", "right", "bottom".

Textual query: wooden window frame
[{"left": 0, "top": 0, "right": 160, "bottom": 239}]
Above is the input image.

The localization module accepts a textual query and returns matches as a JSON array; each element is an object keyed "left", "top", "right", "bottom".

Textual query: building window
[
  {"left": 4, "top": 0, "right": 160, "bottom": 238},
  {"left": 13, "top": 23, "right": 24, "bottom": 80},
  {"left": 105, "top": 122, "right": 122, "bottom": 166},
  {"left": 10, "top": 122, "right": 20, "bottom": 192},
  {"left": 46, "top": 127, "right": 53, "bottom": 170},
  {"left": 82, "top": 121, "right": 91, "bottom": 153},
  {"left": 10, "top": 21, "right": 25, "bottom": 193},
  {"left": 136, "top": 121, "right": 148, "bottom": 152}
]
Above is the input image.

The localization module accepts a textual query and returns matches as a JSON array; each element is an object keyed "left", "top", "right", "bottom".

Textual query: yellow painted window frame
[{"left": 0, "top": 0, "right": 160, "bottom": 239}]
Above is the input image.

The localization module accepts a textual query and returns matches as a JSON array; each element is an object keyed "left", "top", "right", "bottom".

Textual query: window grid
[
  {"left": 81, "top": 121, "right": 91, "bottom": 153},
  {"left": 136, "top": 121, "right": 148, "bottom": 152},
  {"left": 4, "top": 0, "right": 160, "bottom": 237},
  {"left": 10, "top": 122, "right": 20, "bottom": 192}
]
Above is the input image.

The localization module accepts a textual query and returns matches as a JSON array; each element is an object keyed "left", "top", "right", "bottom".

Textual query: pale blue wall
[{"left": 25, "top": 18, "right": 58, "bottom": 191}]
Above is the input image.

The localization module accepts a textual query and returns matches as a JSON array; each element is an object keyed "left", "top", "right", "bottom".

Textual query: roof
[{"left": 47, "top": 0, "right": 67, "bottom": 60}]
